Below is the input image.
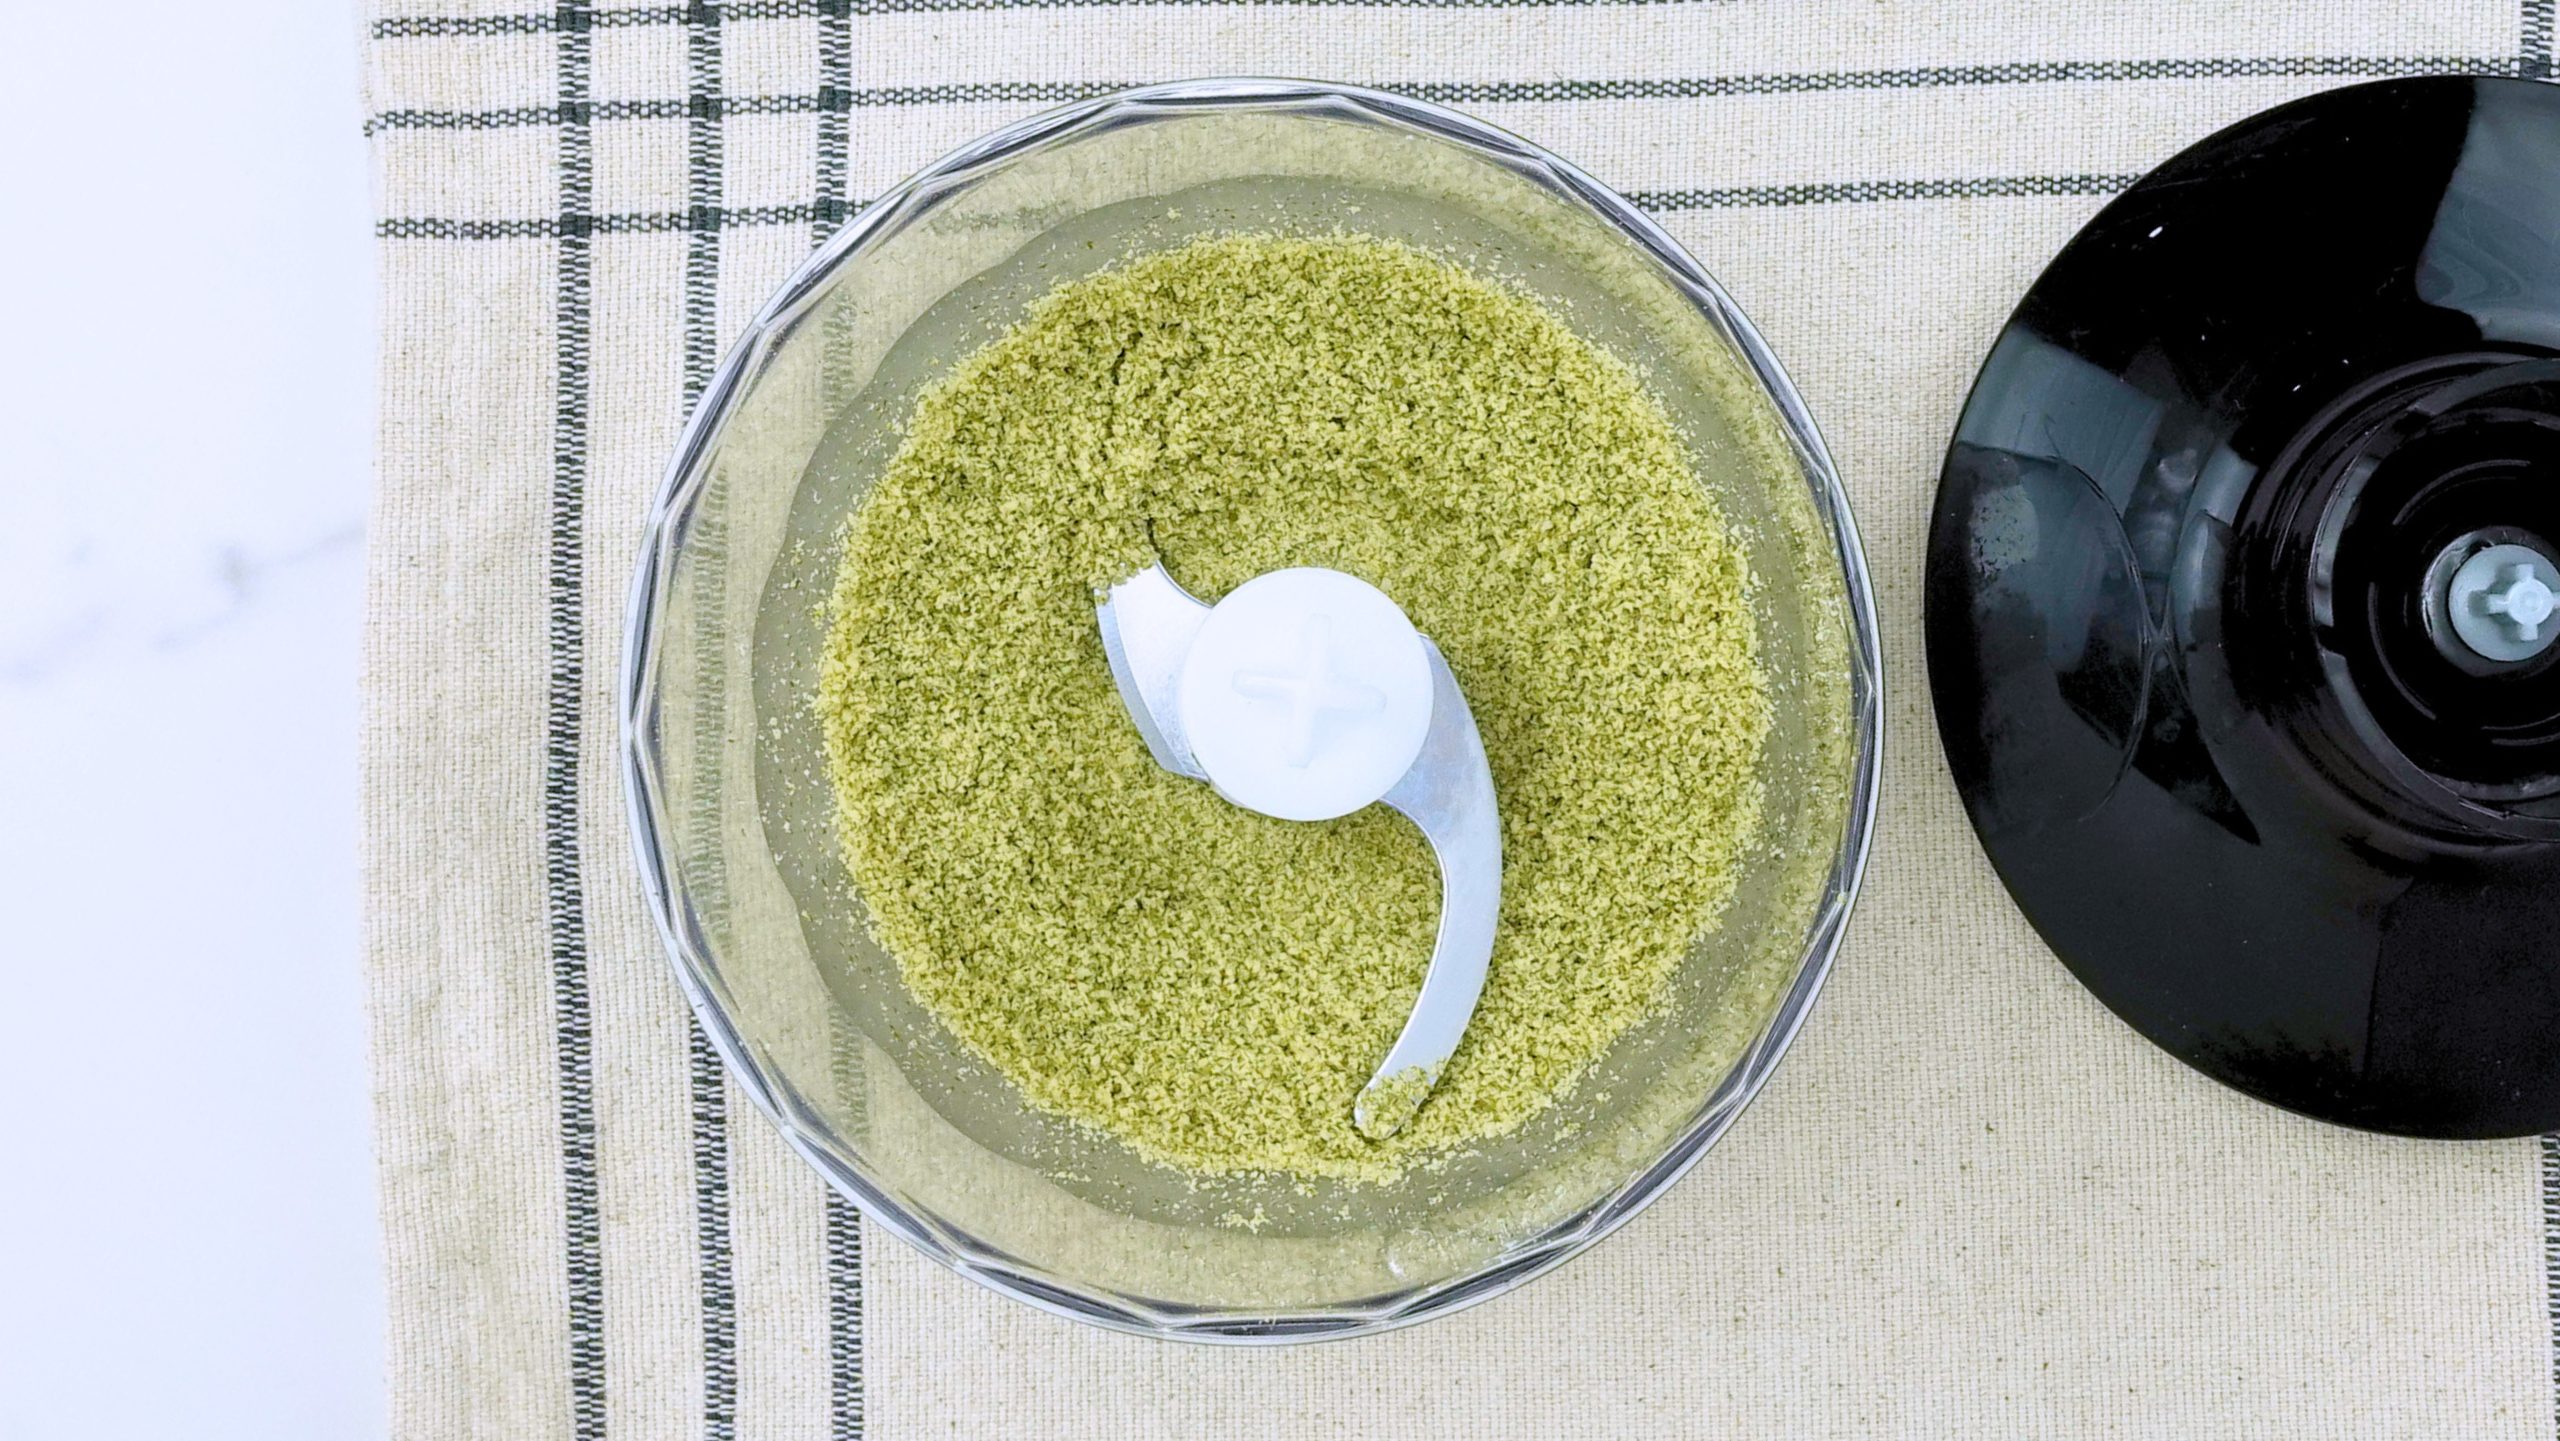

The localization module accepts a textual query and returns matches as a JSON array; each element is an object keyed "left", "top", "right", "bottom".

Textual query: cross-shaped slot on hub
[
  {"left": 1230, "top": 614, "right": 1387, "bottom": 768},
  {"left": 2477, "top": 563, "right": 2558, "bottom": 643}
]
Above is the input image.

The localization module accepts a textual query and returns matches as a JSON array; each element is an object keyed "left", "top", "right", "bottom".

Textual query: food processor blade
[{"left": 1098, "top": 562, "right": 1501, "bottom": 1138}]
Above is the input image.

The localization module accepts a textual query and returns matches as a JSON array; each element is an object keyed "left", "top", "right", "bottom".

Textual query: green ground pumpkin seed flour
[{"left": 818, "top": 233, "right": 1770, "bottom": 1182}]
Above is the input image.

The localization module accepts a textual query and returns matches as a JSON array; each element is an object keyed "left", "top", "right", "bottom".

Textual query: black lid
[{"left": 1927, "top": 76, "right": 2560, "bottom": 1138}]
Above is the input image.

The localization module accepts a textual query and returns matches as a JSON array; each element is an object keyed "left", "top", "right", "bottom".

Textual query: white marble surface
[{"left": 0, "top": 4, "right": 381, "bottom": 1437}]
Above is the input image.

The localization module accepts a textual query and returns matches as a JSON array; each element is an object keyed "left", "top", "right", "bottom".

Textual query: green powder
[{"left": 818, "top": 233, "right": 1769, "bottom": 1182}]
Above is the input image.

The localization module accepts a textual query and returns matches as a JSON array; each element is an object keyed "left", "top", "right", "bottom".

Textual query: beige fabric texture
[{"left": 362, "top": 3, "right": 2559, "bottom": 1436}]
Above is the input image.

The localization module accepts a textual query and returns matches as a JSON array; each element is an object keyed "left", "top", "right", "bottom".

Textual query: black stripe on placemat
[
  {"left": 375, "top": 10, "right": 557, "bottom": 35},
  {"left": 1627, "top": 173, "right": 2137, "bottom": 210},
  {"left": 366, "top": 94, "right": 834, "bottom": 133},
  {"left": 382, "top": 216, "right": 567, "bottom": 238},
  {"left": 678, "top": 5, "right": 740, "bottom": 1441},
  {"left": 2542, "top": 1133, "right": 2560, "bottom": 1441},
  {"left": 378, "top": 171, "right": 2141, "bottom": 241},
  {"left": 376, "top": 173, "right": 2138, "bottom": 240},
  {"left": 374, "top": 2, "right": 819, "bottom": 36},
  {"left": 2545, "top": 5, "right": 2560, "bottom": 1413},
  {"left": 686, "top": 1007, "right": 737, "bottom": 1440},
  {"left": 825, "top": 1189, "right": 866, "bottom": 1438},
  {"left": 808, "top": 3, "right": 870, "bottom": 1436},
  {"left": 815, "top": 5, "right": 852, "bottom": 237},
  {"left": 546, "top": 2, "right": 607, "bottom": 1438},
  {"left": 370, "top": 0, "right": 1963, "bottom": 34},
  {"left": 362, "top": 55, "right": 2519, "bottom": 134},
  {"left": 377, "top": 205, "right": 823, "bottom": 239},
  {"left": 2517, "top": 3, "right": 2557, "bottom": 1428},
  {"left": 1420, "top": 55, "right": 2505, "bottom": 98}
]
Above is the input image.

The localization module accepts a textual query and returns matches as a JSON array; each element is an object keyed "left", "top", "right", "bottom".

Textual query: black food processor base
[{"left": 1928, "top": 76, "right": 2560, "bottom": 1138}]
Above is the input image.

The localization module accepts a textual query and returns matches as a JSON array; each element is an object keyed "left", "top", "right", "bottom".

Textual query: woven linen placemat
[{"left": 360, "top": 4, "right": 2560, "bottom": 1436}]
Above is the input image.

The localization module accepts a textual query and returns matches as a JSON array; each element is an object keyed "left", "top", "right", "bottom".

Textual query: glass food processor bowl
[{"left": 622, "top": 79, "right": 1882, "bottom": 1341}]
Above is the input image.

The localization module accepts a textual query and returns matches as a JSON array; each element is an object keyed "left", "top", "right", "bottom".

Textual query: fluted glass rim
[{"left": 621, "top": 77, "right": 1885, "bottom": 1343}]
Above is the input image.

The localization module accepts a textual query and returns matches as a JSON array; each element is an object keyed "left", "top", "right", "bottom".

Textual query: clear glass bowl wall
[{"left": 624, "top": 81, "right": 1883, "bottom": 1340}]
